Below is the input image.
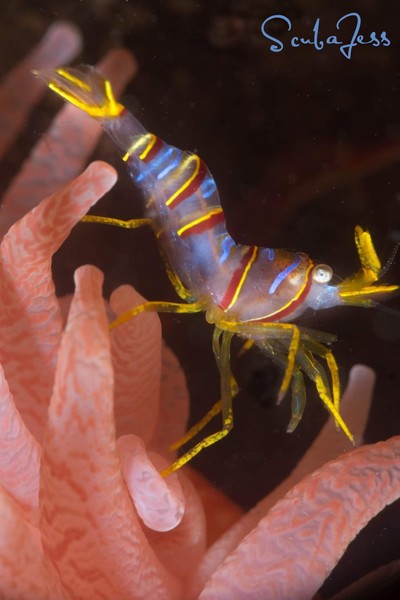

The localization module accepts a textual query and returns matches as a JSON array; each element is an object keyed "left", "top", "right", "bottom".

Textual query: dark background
[{"left": 1, "top": 1, "right": 400, "bottom": 598}]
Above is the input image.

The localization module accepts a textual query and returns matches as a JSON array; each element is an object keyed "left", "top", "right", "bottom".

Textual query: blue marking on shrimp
[
  {"left": 133, "top": 170, "right": 146, "bottom": 183},
  {"left": 156, "top": 148, "right": 180, "bottom": 179},
  {"left": 132, "top": 146, "right": 178, "bottom": 183},
  {"left": 218, "top": 234, "right": 235, "bottom": 263},
  {"left": 201, "top": 176, "right": 217, "bottom": 199},
  {"left": 268, "top": 256, "right": 301, "bottom": 294},
  {"left": 266, "top": 248, "right": 275, "bottom": 261}
]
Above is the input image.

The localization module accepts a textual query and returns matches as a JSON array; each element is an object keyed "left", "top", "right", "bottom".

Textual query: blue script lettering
[
  {"left": 260, "top": 14, "right": 291, "bottom": 53},
  {"left": 260, "top": 12, "right": 391, "bottom": 59},
  {"left": 336, "top": 12, "right": 361, "bottom": 59},
  {"left": 291, "top": 19, "right": 324, "bottom": 50},
  {"left": 326, "top": 35, "right": 341, "bottom": 46}
]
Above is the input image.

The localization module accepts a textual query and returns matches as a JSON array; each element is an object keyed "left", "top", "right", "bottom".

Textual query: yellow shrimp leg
[
  {"left": 287, "top": 367, "right": 306, "bottom": 433},
  {"left": 325, "top": 351, "right": 340, "bottom": 412},
  {"left": 82, "top": 215, "right": 152, "bottom": 229},
  {"left": 220, "top": 319, "right": 301, "bottom": 404},
  {"left": 237, "top": 338, "right": 254, "bottom": 357},
  {"left": 294, "top": 345, "right": 353, "bottom": 443},
  {"left": 169, "top": 327, "right": 239, "bottom": 453},
  {"left": 110, "top": 300, "right": 204, "bottom": 330},
  {"left": 169, "top": 321, "right": 301, "bottom": 451},
  {"left": 219, "top": 318, "right": 353, "bottom": 443},
  {"left": 169, "top": 399, "right": 222, "bottom": 452},
  {"left": 82, "top": 214, "right": 194, "bottom": 302},
  {"left": 213, "top": 326, "right": 238, "bottom": 390},
  {"left": 297, "top": 331, "right": 341, "bottom": 417},
  {"left": 161, "top": 328, "right": 234, "bottom": 478}
]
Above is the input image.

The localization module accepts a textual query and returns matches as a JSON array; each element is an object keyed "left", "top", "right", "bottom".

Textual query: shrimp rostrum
[{"left": 36, "top": 65, "right": 399, "bottom": 476}]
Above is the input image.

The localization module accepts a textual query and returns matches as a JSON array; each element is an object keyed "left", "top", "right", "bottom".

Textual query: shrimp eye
[{"left": 312, "top": 264, "right": 333, "bottom": 284}]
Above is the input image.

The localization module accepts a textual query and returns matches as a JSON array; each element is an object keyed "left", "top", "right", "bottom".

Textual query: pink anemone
[{"left": 1, "top": 22, "right": 400, "bottom": 600}]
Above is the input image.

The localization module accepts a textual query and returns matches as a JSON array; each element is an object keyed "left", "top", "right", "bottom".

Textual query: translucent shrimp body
[{"left": 36, "top": 65, "right": 399, "bottom": 475}]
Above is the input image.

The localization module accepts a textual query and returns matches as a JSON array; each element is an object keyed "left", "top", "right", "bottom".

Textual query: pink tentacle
[
  {"left": 117, "top": 433, "right": 185, "bottom": 533},
  {"left": 0, "top": 21, "right": 82, "bottom": 161},
  {"left": 0, "top": 485, "right": 67, "bottom": 600},
  {"left": 40, "top": 264, "right": 181, "bottom": 600},
  {"left": 0, "top": 48, "right": 137, "bottom": 236},
  {"left": 0, "top": 161, "right": 117, "bottom": 440},
  {"left": 144, "top": 466, "right": 207, "bottom": 583},
  {"left": 0, "top": 362, "right": 41, "bottom": 526},
  {"left": 200, "top": 435, "right": 400, "bottom": 600},
  {"left": 110, "top": 285, "right": 162, "bottom": 443},
  {"left": 151, "top": 342, "right": 191, "bottom": 457},
  {"left": 190, "top": 365, "right": 375, "bottom": 597}
]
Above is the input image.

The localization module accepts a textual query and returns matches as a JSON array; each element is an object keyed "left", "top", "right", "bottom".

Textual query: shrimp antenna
[
  {"left": 379, "top": 239, "right": 400, "bottom": 278},
  {"left": 376, "top": 303, "right": 400, "bottom": 318}
]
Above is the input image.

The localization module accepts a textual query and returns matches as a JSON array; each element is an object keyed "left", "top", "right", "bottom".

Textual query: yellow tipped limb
[
  {"left": 161, "top": 330, "right": 235, "bottom": 478},
  {"left": 339, "top": 226, "right": 399, "bottom": 304},
  {"left": 169, "top": 399, "right": 222, "bottom": 452},
  {"left": 109, "top": 300, "right": 204, "bottom": 330},
  {"left": 237, "top": 338, "right": 254, "bottom": 357},
  {"left": 169, "top": 372, "right": 238, "bottom": 453},
  {"left": 314, "top": 374, "right": 354, "bottom": 444},
  {"left": 325, "top": 351, "right": 340, "bottom": 412},
  {"left": 33, "top": 65, "right": 124, "bottom": 119},
  {"left": 82, "top": 215, "right": 151, "bottom": 229},
  {"left": 277, "top": 325, "right": 300, "bottom": 403}
]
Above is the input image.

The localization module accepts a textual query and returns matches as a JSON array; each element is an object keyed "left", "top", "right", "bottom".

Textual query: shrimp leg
[
  {"left": 161, "top": 328, "right": 234, "bottom": 478},
  {"left": 218, "top": 318, "right": 353, "bottom": 443},
  {"left": 220, "top": 319, "right": 301, "bottom": 403},
  {"left": 169, "top": 327, "right": 239, "bottom": 453},
  {"left": 110, "top": 300, "right": 204, "bottom": 330},
  {"left": 82, "top": 215, "right": 151, "bottom": 229}
]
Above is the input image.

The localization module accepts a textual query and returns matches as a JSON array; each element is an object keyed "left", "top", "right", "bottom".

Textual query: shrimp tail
[{"left": 33, "top": 65, "right": 124, "bottom": 119}]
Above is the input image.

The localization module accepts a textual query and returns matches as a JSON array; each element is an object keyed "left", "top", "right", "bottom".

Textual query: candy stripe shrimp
[{"left": 36, "top": 65, "right": 399, "bottom": 477}]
